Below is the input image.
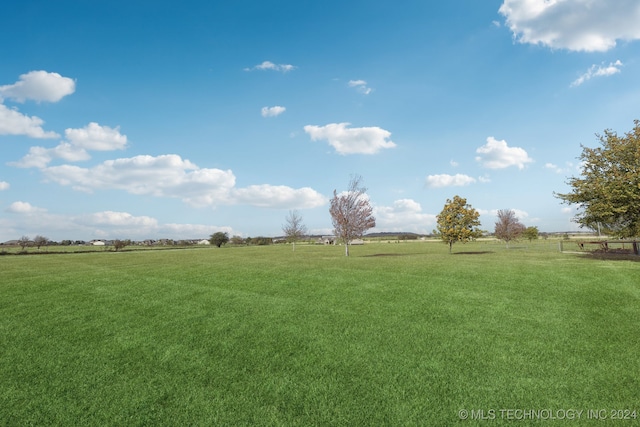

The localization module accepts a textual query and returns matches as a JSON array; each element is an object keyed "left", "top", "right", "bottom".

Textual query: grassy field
[{"left": 1, "top": 241, "right": 639, "bottom": 425}]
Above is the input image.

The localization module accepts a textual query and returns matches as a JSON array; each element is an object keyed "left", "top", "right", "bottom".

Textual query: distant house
[
  {"left": 319, "top": 236, "right": 337, "bottom": 245},
  {"left": 90, "top": 240, "right": 106, "bottom": 246},
  {"left": 197, "top": 239, "right": 210, "bottom": 245},
  {"left": 349, "top": 239, "right": 365, "bottom": 245}
]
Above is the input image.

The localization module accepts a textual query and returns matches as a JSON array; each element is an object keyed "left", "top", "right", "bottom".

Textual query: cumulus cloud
[
  {"left": 0, "top": 104, "right": 59, "bottom": 138},
  {"left": 232, "top": 185, "right": 327, "bottom": 209},
  {"left": 5, "top": 201, "right": 47, "bottom": 214},
  {"left": 0, "top": 70, "right": 75, "bottom": 103},
  {"left": 43, "top": 154, "right": 234, "bottom": 202},
  {"left": 0, "top": 181, "right": 10, "bottom": 191},
  {"left": 304, "top": 122, "right": 397, "bottom": 155},
  {"left": 374, "top": 199, "right": 437, "bottom": 233},
  {"left": 426, "top": 173, "right": 477, "bottom": 188},
  {"left": 261, "top": 106, "right": 286, "bottom": 117},
  {"left": 499, "top": 0, "right": 640, "bottom": 52},
  {"left": 0, "top": 71, "right": 76, "bottom": 140},
  {"left": 0, "top": 206, "right": 235, "bottom": 241},
  {"left": 78, "top": 211, "right": 159, "bottom": 228},
  {"left": 476, "top": 137, "right": 533, "bottom": 169},
  {"left": 245, "top": 61, "right": 296, "bottom": 72},
  {"left": 348, "top": 80, "right": 373, "bottom": 95},
  {"left": 41, "top": 154, "right": 326, "bottom": 209},
  {"left": 64, "top": 122, "right": 128, "bottom": 150},
  {"left": 10, "top": 143, "right": 90, "bottom": 168},
  {"left": 570, "top": 60, "right": 623, "bottom": 87},
  {"left": 10, "top": 122, "right": 127, "bottom": 168}
]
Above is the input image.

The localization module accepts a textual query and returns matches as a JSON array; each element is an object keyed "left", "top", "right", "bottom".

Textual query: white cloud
[
  {"left": 0, "top": 70, "right": 75, "bottom": 103},
  {"left": 476, "top": 137, "right": 533, "bottom": 169},
  {"left": 348, "top": 80, "right": 373, "bottom": 95},
  {"left": 0, "top": 104, "right": 59, "bottom": 138},
  {"left": 5, "top": 201, "right": 47, "bottom": 214},
  {"left": 64, "top": 122, "right": 128, "bottom": 150},
  {"left": 374, "top": 199, "right": 437, "bottom": 233},
  {"left": 11, "top": 144, "right": 90, "bottom": 168},
  {"left": 261, "top": 106, "right": 286, "bottom": 117},
  {"left": 245, "top": 61, "right": 296, "bottom": 72},
  {"left": 0, "top": 181, "right": 9, "bottom": 190},
  {"left": 450, "top": 160, "right": 459, "bottom": 167},
  {"left": 304, "top": 122, "right": 397, "bottom": 155},
  {"left": 40, "top": 154, "right": 326, "bottom": 209},
  {"left": 545, "top": 161, "right": 576, "bottom": 174},
  {"left": 570, "top": 60, "right": 623, "bottom": 87},
  {"left": 11, "top": 122, "right": 127, "bottom": 168},
  {"left": 499, "top": 0, "right": 640, "bottom": 52},
  {"left": 232, "top": 185, "right": 327, "bottom": 209},
  {"left": 544, "top": 162, "right": 566, "bottom": 174},
  {"left": 426, "top": 173, "right": 477, "bottom": 188},
  {"left": 0, "top": 71, "right": 77, "bottom": 141},
  {"left": 0, "top": 206, "right": 236, "bottom": 241},
  {"left": 78, "top": 211, "right": 158, "bottom": 228},
  {"left": 42, "top": 154, "right": 234, "bottom": 202}
]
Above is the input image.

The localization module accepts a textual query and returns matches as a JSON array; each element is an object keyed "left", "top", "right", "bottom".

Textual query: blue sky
[{"left": 1, "top": 0, "right": 639, "bottom": 241}]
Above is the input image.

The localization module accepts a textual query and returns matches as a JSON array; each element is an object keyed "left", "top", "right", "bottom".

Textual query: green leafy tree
[
  {"left": 494, "top": 209, "right": 525, "bottom": 248},
  {"left": 522, "top": 226, "right": 539, "bottom": 242},
  {"left": 282, "top": 210, "right": 307, "bottom": 251},
  {"left": 435, "top": 195, "right": 483, "bottom": 253},
  {"left": 329, "top": 175, "right": 376, "bottom": 256},
  {"left": 209, "top": 232, "right": 230, "bottom": 248},
  {"left": 556, "top": 120, "right": 640, "bottom": 238}
]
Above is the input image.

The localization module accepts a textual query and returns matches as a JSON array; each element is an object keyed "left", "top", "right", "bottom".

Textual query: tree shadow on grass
[
  {"left": 363, "top": 253, "right": 415, "bottom": 257},
  {"left": 453, "top": 251, "right": 494, "bottom": 255},
  {"left": 578, "top": 250, "right": 640, "bottom": 262}
]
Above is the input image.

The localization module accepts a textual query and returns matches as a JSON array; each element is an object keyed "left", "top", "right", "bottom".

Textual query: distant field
[{"left": 1, "top": 241, "right": 639, "bottom": 425}]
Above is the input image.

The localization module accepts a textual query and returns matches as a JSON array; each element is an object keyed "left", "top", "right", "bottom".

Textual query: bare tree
[
  {"left": 18, "top": 235, "right": 31, "bottom": 251},
  {"left": 113, "top": 239, "right": 131, "bottom": 252},
  {"left": 33, "top": 235, "right": 50, "bottom": 250},
  {"left": 494, "top": 209, "right": 525, "bottom": 248},
  {"left": 282, "top": 210, "right": 307, "bottom": 251},
  {"left": 329, "top": 175, "right": 376, "bottom": 256}
]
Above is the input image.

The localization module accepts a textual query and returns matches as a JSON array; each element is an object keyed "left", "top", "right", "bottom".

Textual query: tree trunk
[
  {"left": 449, "top": 241, "right": 452, "bottom": 254},
  {"left": 345, "top": 243, "right": 350, "bottom": 256}
]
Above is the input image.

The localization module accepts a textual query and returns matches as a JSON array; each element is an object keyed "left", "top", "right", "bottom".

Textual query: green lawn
[{"left": 1, "top": 242, "right": 639, "bottom": 425}]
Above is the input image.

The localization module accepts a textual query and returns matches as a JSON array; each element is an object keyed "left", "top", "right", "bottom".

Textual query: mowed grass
[{"left": 1, "top": 242, "right": 639, "bottom": 426}]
